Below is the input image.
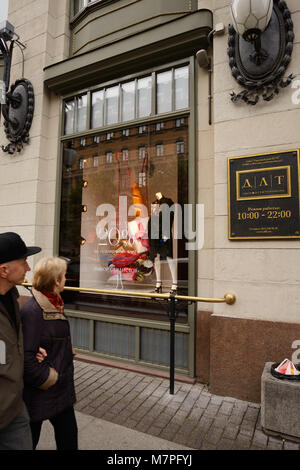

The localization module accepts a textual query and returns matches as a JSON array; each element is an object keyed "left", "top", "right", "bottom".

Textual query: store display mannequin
[
  {"left": 148, "top": 192, "right": 177, "bottom": 294},
  {"left": 128, "top": 182, "right": 149, "bottom": 253}
]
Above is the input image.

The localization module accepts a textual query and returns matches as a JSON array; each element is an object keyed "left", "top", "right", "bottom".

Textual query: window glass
[
  {"left": 121, "top": 81, "right": 135, "bottom": 122},
  {"left": 137, "top": 76, "right": 152, "bottom": 118},
  {"left": 105, "top": 86, "right": 119, "bottom": 125},
  {"left": 64, "top": 100, "right": 75, "bottom": 135},
  {"left": 74, "top": 0, "right": 85, "bottom": 15},
  {"left": 91, "top": 90, "right": 104, "bottom": 128},
  {"left": 76, "top": 95, "right": 87, "bottom": 132},
  {"left": 59, "top": 117, "right": 189, "bottom": 296},
  {"left": 157, "top": 70, "right": 172, "bottom": 114},
  {"left": 174, "top": 66, "right": 189, "bottom": 110}
]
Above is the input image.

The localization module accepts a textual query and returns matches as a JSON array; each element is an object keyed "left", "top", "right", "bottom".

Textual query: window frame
[{"left": 61, "top": 60, "right": 190, "bottom": 139}]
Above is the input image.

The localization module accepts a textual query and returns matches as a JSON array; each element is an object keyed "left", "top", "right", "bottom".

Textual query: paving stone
[
  {"left": 204, "top": 425, "right": 224, "bottom": 445},
  {"left": 222, "top": 423, "right": 240, "bottom": 440},
  {"left": 283, "top": 440, "right": 300, "bottom": 450},
  {"left": 252, "top": 429, "right": 268, "bottom": 448},
  {"left": 219, "top": 401, "right": 234, "bottom": 416},
  {"left": 232, "top": 433, "right": 251, "bottom": 450},
  {"left": 72, "top": 360, "right": 297, "bottom": 452},
  {"left": 216, "top": 438, "right": 234, "bottom": 450}
]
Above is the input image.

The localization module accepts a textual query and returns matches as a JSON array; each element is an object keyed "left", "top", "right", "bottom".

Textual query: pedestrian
[
  {"left": 0, "top": 232, "right": 41, "bottom": 450},
  {"left": 20, "top": 256, "right": 78, "bottom": 450}
]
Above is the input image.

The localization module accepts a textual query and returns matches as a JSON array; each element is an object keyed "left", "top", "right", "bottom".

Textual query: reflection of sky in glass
[
  {"left": 121, "top": 81, "right": 135, "bottom": 122},
  {"left": 0, "top": 0, "right": 8, "bottom": 22},
  {"left": 64, "top": 100, "right": 74, "bottom": 135},
  {"left": 105, "top": 86, "right": 119, "bottom": 125},
  {"left": 175, "top": 66, "right": 189, "bottom": 110},
  {"left": 76, "top": 95, "right": 87, "bottom": 132},
  {"left": 92, "top": 90, "right": 104, "bottom": 128},
  {"left": 157, "top": 70, "right": 172, "bottom": 114},
  {"left": 137, "top": 76, "right": 152, "bottom": 118}
]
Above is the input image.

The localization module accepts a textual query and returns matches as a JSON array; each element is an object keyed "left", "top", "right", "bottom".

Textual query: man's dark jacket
[{"left": 0, "top": 287, "right": 24, "bottom": 430}]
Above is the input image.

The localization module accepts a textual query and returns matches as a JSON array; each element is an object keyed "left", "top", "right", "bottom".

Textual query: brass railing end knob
[{"left": 224, "top": 293, "right": 236, "bottom": 305}]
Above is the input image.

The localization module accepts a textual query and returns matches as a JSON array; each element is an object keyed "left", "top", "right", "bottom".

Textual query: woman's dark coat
[{"left": 20, "top": 288, "right": 76, "bottom": 422}]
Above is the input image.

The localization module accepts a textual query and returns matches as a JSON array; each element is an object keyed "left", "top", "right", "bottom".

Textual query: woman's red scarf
[{"left": 41, "top": 291, "right": 64, "bottom": 314}]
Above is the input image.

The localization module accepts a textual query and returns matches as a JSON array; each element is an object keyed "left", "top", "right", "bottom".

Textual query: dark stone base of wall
[{"left": 196, "top": 311, "right": 300, "bottom": 403}]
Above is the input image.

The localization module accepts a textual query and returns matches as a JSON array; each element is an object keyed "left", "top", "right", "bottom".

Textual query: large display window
[{"left": 59, "top": 63, "right": 191, "bottom": 317}]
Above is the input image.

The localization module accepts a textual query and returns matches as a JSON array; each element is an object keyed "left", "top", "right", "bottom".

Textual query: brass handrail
[
  {"left": 22, "top": 283, "right": 236, "bottom": 305},
  {"left": 21, "top": 282, "right": 236, "bottom": 395}
]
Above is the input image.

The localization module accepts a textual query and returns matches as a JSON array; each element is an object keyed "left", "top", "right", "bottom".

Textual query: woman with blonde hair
[{"left": 20, "top": 256, "right": 77, "bottom": 450}]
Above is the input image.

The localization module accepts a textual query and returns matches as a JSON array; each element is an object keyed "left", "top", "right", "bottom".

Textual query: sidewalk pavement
[{"left": 37, "top": 358, "right": 300, "bottom": 451}]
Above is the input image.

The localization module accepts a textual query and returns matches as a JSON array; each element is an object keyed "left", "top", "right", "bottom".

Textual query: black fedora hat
[{"left": 0, "top": 232, "right": 41, "bottom": 264}]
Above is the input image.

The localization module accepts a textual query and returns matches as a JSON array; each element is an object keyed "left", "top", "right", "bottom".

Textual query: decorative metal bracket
[
  {"left": 0, "top": 22, "right": 34, "bottom": 155},
  {"left": 228, "top": 0, "right": 294, "bottom": 105},
  {"left": 2, "top": 78, "right": 34, "bottom": 154}
]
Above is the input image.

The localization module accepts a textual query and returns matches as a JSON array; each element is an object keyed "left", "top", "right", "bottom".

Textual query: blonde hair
[{"left": 32, "top": 256, "right": 67, "bottom": 292}]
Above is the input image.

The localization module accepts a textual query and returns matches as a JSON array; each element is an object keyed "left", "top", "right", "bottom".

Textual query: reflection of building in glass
[{"left": 60, "top": 117, "right": 189, "bottom": 291}]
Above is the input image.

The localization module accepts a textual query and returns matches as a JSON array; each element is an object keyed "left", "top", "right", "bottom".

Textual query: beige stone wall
[
  {"left": 212, "top": 0, "right": 300, "bottom": 323},
  {"left": 0, "top": 0, "right": 70, "bottom": 284},
  {"left": 196, "top": 0, "right": 214, "bottom": 310}
]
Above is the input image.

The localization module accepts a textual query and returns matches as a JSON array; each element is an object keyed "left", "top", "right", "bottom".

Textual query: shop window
[
  {"left": 60, "top": 117, "right": 189, "bottom": 297},
  {"left": 65, "top": 67, "right": 188, "bottom": 135}
]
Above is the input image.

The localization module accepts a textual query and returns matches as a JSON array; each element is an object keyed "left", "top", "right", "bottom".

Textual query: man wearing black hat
[{"left": 0, "top": 232, "right": 41, "bottom": 450}]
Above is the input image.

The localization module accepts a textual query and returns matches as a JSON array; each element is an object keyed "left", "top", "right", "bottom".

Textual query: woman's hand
[{"left": 36, "top": 347, "right": 47, "bottom": 363}]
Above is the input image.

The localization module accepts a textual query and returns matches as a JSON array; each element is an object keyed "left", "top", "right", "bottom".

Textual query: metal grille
[
  {"left": 140, "top": 328, "right": 188, "bottom": 369},
  {"left": 68, "top": 317, "right": 90, "bottom": 350},
  {"left": 94, "top": 321, "right": 135, "bottom": 358}
]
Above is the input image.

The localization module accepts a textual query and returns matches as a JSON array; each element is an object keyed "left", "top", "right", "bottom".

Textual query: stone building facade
[{"left": 1, "top": 0, "right": 300, "bottom": 403}]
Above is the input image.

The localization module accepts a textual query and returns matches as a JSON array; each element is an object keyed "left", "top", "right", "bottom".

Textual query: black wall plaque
[{"left": 228, "top": 150, "right": 300, "bottom": 239}]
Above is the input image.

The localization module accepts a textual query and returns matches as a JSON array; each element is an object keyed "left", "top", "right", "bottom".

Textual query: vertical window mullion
[
  {"left": 86, "top": 91, "right": 91, "bottom": 130},
  {"left": 134, "top": 78, "right": 137, "bottom": 120},
  {"left": 171, "top": 68, "right": 175, "bottom": 111},
  {"left": 118, "top": 83, "right": 121, "bottom": 123},
  {"left": 151, "top": 71, "right": 156, "bottom": 115},
  {"left": 74, "top": 97, "right": 78, "bottom": 134},
  {"left": 103, "top": 88, "right": 107, "bottom": 125}
]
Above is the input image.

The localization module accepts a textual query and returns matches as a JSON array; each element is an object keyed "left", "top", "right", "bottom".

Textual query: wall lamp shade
[
  {"left": 230, "top": 0, "right": 273, "bottom": 40},
  {"left": 228, "top": 0, "right": 294, "bottom": 105}
]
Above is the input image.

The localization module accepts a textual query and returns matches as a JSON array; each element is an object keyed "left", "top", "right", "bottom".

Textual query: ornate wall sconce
[
  {"left": 228, "top": 0, "right": 294, "bottom": 105},
  {"left": 0, "top": 21, "right": 34, "bottom": 154}
]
